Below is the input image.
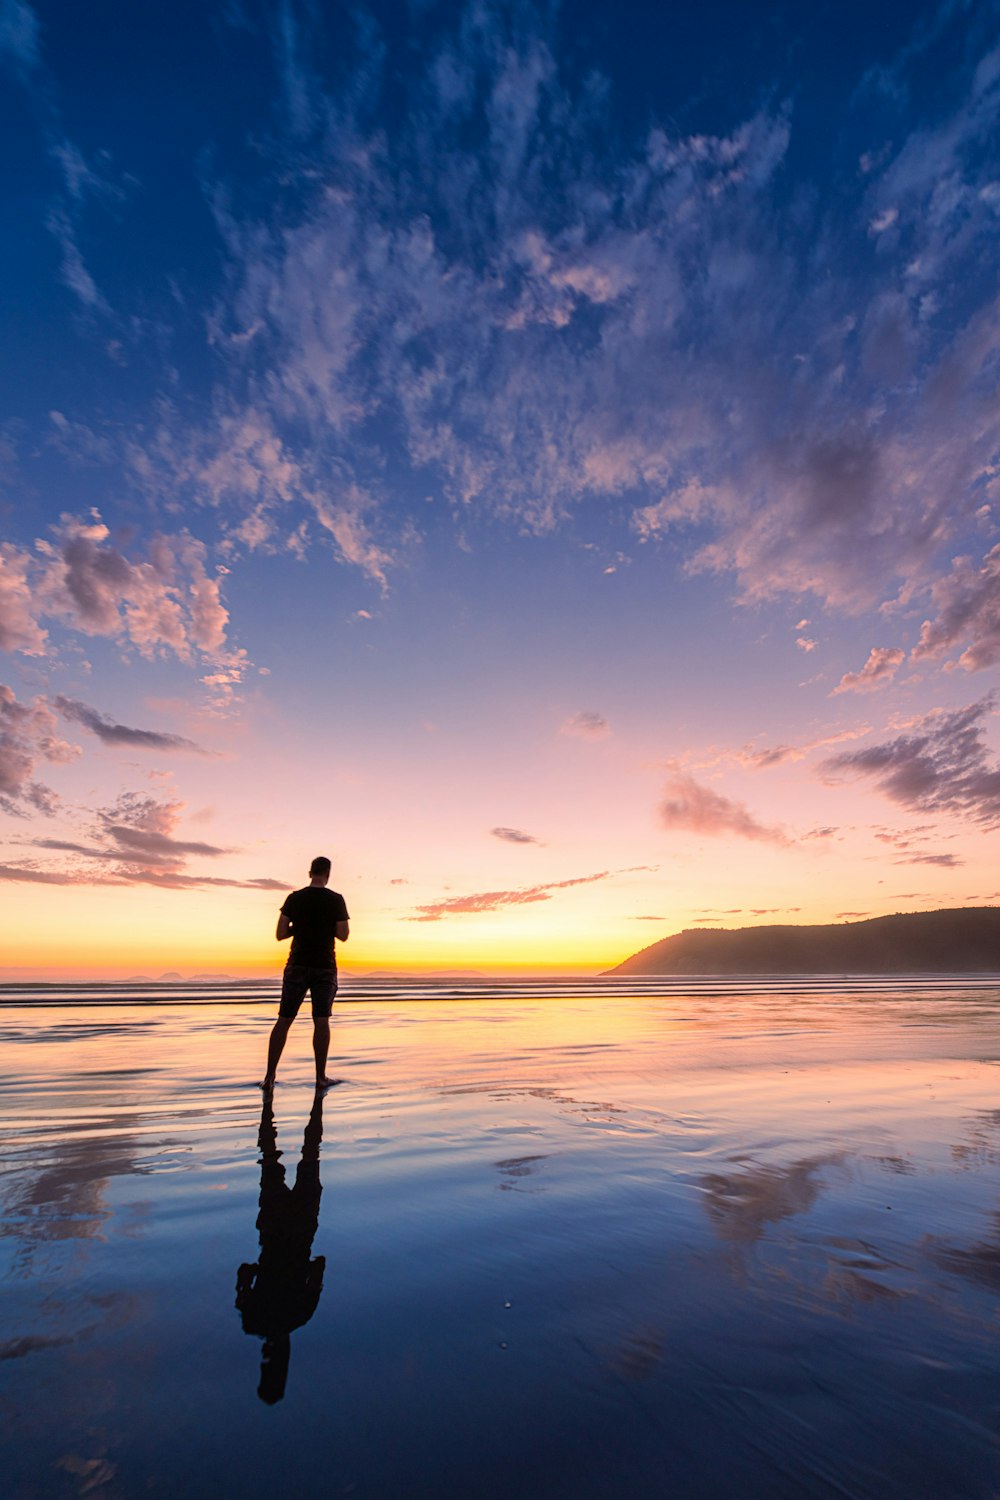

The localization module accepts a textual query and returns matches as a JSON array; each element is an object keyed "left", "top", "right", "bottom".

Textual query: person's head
[{"left": 309, "top": 855, "right": 331, "bottom": 884}]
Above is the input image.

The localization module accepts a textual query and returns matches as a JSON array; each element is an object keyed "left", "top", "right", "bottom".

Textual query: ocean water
[{"left": 3, "top": 977, "right": 1000, "bottom": 1498}]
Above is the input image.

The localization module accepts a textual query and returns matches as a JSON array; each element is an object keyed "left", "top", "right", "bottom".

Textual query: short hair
[{"left": 309, "top": 855, "right": 331, "bottom": 879}]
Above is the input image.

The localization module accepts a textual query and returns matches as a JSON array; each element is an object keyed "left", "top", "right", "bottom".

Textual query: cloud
[
  {"left": 0, "top": 0, "right": 39, "bottom": 77},
  {"left": 693, "top": 725, "right": 871, "bottom": 771},
  {"left": 0, "top": 544, "right": 47, "bottom": 654},
  {"left": 0, "top": 684, "right": 78, "bottom": 816},
  {"left": 39, "top": 2, "right": 992, "bottom": 641},
  {"left": 0, "top": 518, "right": 239, "bottom": 690},
  {"left": 8, "top": 787, "right": 286, "bottom": 890},
  {"left": 35, "top": 514, "right": 230, "bottom": 660},
  {"left": 912, "top": 546, "right": 1000, "bottom": 671},
  {"left": 129, "top": 872, "right": 286, "bottom": 890},
  {"left": 560, "top": 711, "right": 610, "bottom": 740},
  {"left": 21, "top": 792, "right": 231, "bottom": 880},
  {"left": 491, "top": 826, "right": 542, "bottom": 844},
  {"left": 93, "top": 793, "right": 231, "bottom": 868},
  {"left": 47, "top": 204, "right": 106, "bottom": 311},
  {"left": 832, "top": 646, "right": 905, "bottom": 695},
  {"left": 0, "top": 860, "right": 285, "bottom": 890},
  {"left": 0, "top": 864, "right": 82, "bottom": 885},
  {"left": 657, "top": 773, "right": 788, "bottom": 843},
  {"left": 53, "top": 696, "right": 208, "bottom": 753},
  {"left": 894, "top": 852, "right": 963, "bottom": 867},
  {"left": 410, "top": 867, "right": 649, "bottom": 921},
  {"left": 822, "top": 696, "right": 1000, "bottom": 825},
  {"left": 310, "top": 484, "right": 394, "bottom": 593}
]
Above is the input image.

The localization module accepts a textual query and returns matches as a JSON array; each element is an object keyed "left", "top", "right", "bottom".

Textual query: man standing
[{"left": 261, "top": 856, "right": 350, "bottom": 1091}]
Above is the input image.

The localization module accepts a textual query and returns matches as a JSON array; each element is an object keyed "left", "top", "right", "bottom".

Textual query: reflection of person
[
  {"left": 262, "top": 855, "right": 350, "bottom": 1091},
  {"left": 235, "top": 1091, "right": 327, "bottom": 1404}
]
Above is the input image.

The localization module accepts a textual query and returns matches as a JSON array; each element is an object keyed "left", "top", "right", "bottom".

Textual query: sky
[{"left": 2, "top": 0, "right": 1000, "bottom": 977}]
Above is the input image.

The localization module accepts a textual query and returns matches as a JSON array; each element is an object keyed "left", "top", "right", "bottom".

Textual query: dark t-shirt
[{"left": 281, "top": 887, "right": 349, "bottom": 968}]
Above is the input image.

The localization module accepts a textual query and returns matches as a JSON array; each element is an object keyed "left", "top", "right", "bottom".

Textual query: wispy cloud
[
  {"left": 93, "top": 793, "right": 231, "bottom": 867},
  {"left": 0, "top": 0, "right": 39, "bottom": 79},
  {"left": 0, "top": 684, "right": 78, "bottom": 816},
  {"left": 560, "top": 711, "right": 610, "bottom": 740},
  {"left": 10, "top": 787, "right": 287, "bottom": 890},
  {"left": 491, "top": 826, "right": 542, "bottom": 845},
  {"left": 109, "top": 0, "right": 983, "bottom": 642},
  {"left": 410, "top": 866, "right": 651, "bottom": 921},
  {"left": 11, "top": 3, "right": 1000, "bottom": 666},
  {"left": 0, "top": 860, "right": 285, "bottom": 890},
  {"left": 54, "top": 696, "right": 209, "bottom": 753},
  {"left": 832, "top": 646, "right": 905, "bottom": 695},
  {"left": 21, "top": 791, "right": 231, "bottom": 882},
  {"left": 0, "top": 544, "right": 47, "bottom": 654},
  {"left": 658, "top": 773, "right": 788, "bottom": 844},
  {"left": 694, "top": 726, "right": 872, "bottom": 771},
  {"left": 822, "top": 697, "right": 1000, "bottom": 825},
  {"left": 895, "top": 852, "right": 963, "bottom": 868},
  {"left": 913, "top": 545, "right": 1000, "bottom": 671}
]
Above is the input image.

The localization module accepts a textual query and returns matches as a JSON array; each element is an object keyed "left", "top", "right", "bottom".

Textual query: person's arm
[
  {"left": 276, "top": 911, "right": 292, "bottom": 941},
  {"left": 335, "top": 920, "right": 349, "bottom": 942}
]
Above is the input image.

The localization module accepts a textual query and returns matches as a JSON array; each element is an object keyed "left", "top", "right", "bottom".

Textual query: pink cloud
[
  {"left": 54, "top": 696, "right": 208, "bottom": 753},
  {"left": 560, "top": 710, "right": 610, "bottom": 740},
  {"left": 410, "top": 865, "right": 654, "bottom": 921},
  {"left": 411, "top": 870, "right": 613, "bottom": 921},
  {"left": 0, "top": 514, "right": 235, "bottom": 670},
  {"left": 822, "top": 696, "right": 1000, "bottom": 825},
  {"left": 0, "top": 544, "right": 47, "bottom": 654},
  {"left": 658, "top": 773, "right": 788, "bottom": 844},
  {"left": 0, "top": 684, "right": 79, "bottom": 816},
  {"left": 832, "top": 646, "right": 905, "bottom": 695},
  {"left": 912, "top": 545, "right": 1000, "bottom": 671}
]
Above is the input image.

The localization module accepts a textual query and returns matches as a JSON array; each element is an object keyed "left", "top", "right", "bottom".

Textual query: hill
[{"left": 605, "top": 908, "right": 1000, "bottom": 975}]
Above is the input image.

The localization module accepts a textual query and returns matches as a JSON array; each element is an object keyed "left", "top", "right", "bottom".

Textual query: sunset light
[{"left": 3, "top": 1, "right": 1000, "bottom": 978}]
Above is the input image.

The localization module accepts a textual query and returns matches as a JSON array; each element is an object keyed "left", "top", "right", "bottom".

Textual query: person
[
  {"left": 261, "top": 855, "right": 349, "bottom": 1090},
  {"left": 235, "top": 1089, "right": 327, "bottom": 1403}
]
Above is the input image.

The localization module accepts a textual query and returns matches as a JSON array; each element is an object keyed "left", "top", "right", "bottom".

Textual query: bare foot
[
  {"left": 259, "top": 1077, "right": 275, "bottom": 1091},
  {"left": 315, "top": 1076, "right": 342, "bottom": 1090}
]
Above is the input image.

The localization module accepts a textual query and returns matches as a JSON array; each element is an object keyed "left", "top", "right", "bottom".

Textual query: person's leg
[
  {"left": 263, "top": 967, "right": 307, "bottom": 1087},
  {"left": 262, "top": 1016, "right": 293, "bottom": 1088},
  {"left": 311, "top": 971, "right": 338, "bottom": 1087},
  {"left": 312, "top": 1016, "right": 330, "bottom": 1084}
]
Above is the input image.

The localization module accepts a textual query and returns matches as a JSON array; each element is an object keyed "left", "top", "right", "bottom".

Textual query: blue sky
[{"left": 2, "top": 0, "right": 1000, "bottom": 974}]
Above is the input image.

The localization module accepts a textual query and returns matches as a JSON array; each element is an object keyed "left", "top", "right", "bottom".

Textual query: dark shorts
[{"left": 279, "top": 964, "right": 337, "bottom": 1019}]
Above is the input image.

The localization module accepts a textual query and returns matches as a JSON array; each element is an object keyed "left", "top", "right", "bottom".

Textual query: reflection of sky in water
[{"left": 3, "top": 988, "right": 1000, "bottom": 1496}]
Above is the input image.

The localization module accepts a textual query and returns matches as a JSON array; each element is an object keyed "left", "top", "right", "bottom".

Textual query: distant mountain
[
  {"left": 606, "top": 908, "right": 1000, "bottom": 975},
  {"left": 188, "top": 973, "right": 236, "bottom": 982},
  {"left": 157, "top": 971, "right": 184, "bottom": 981},
  {"left": 358, "top": 969, "right": 488, "bottom": 979}
]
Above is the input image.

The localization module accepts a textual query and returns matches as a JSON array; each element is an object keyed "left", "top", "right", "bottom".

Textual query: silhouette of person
[
  {"left": 235, "top": 1090, "right": 327, "bottom": 1404},
  {"left": 262, "top": 855, "right": 350, "bottom": 1091}
]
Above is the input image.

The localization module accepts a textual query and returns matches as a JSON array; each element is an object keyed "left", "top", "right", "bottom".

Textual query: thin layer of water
[{"left": 3, "top": 991, "right": 1000, "bottom": 1498}]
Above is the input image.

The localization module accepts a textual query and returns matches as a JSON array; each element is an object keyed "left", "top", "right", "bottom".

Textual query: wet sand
[{"left": 3, "top": 986, "right": 1000, "bottom": 1498}]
